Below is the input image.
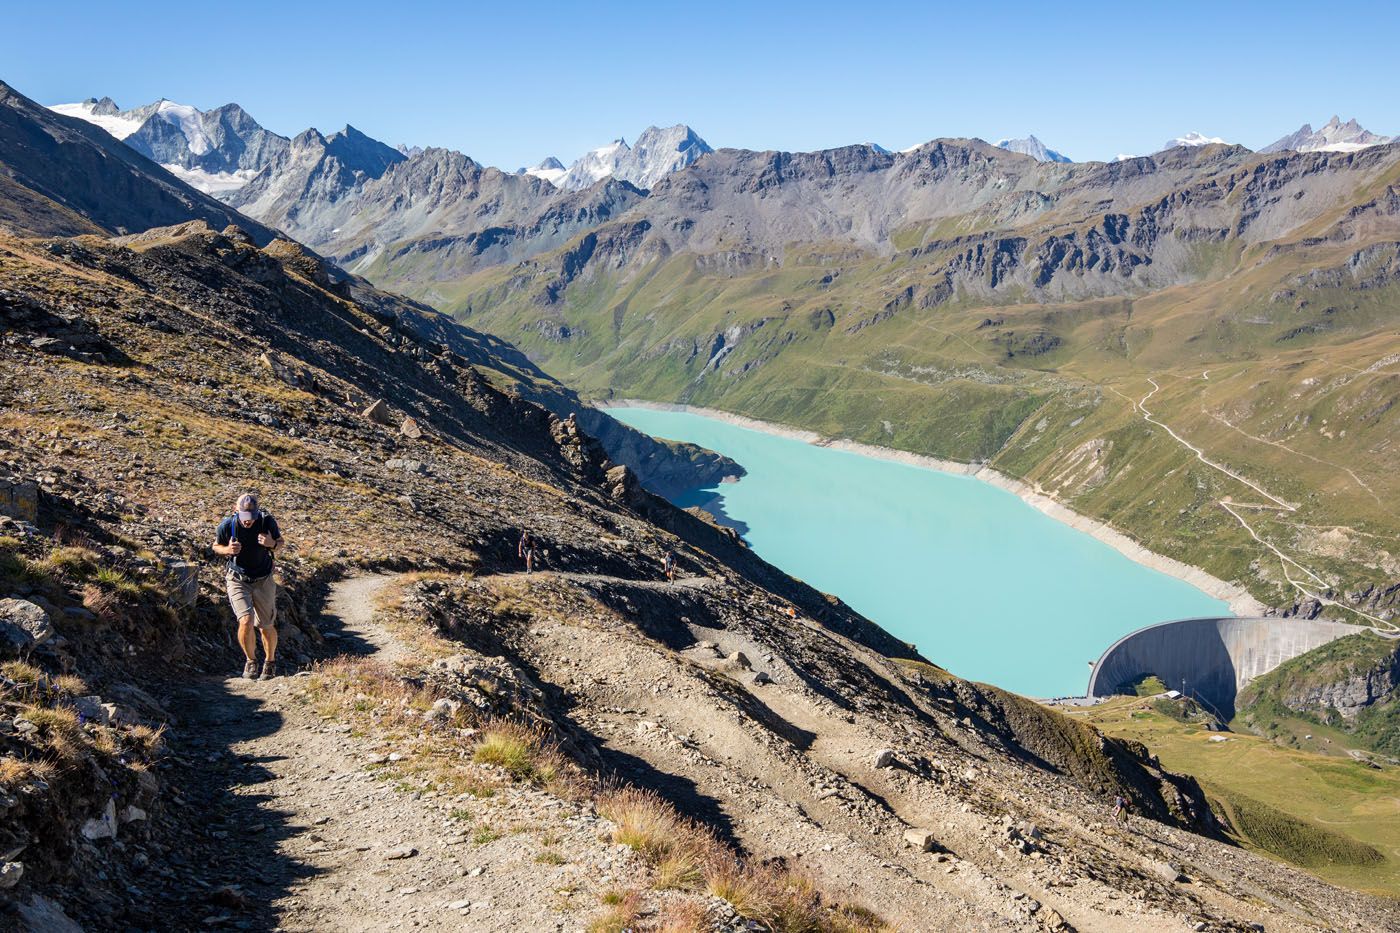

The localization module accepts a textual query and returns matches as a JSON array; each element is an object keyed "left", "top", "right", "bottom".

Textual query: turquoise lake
[{"left": 606, "top": 407, "right": 1230, "bottom": 698}]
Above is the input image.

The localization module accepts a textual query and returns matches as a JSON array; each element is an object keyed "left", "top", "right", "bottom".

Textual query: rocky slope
[{"left": 1, "top": 218, "right": 1397, "bottom": 930}]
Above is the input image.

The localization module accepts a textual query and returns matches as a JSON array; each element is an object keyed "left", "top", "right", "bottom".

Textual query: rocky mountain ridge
[
  {"left": 1262, "top": 116, "right": 1394, "bottom": 154},
  {"left": 552, "top": 124, "right": 714, "bottom": 190}
]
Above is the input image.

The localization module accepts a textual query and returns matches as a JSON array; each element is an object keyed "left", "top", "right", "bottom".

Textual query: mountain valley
[{"left": 0, "top": 64, "right": 1398, "bottom": 932}]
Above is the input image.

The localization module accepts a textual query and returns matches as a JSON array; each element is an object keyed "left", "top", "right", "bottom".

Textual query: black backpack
[{"left": 226, "top": 511, "right": 271, "bottom": 581}]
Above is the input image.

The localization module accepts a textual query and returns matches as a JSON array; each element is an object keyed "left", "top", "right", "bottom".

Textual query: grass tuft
[
  {"left": 587, "top": 889, "right": 643, "bottom": 933},
  {"left": 1, "top": 660, "right": 43, "bottom": 688},
  {"left": 53, "top": 674, "right": 90, "bottom": 696},
  {"left": 472, "top": 723, "right": 538, "bottom": 778}
]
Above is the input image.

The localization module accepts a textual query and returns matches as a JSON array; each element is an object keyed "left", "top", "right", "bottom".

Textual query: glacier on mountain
[{"left": 50, "top": 97, "right": 155, "bottom": 140}]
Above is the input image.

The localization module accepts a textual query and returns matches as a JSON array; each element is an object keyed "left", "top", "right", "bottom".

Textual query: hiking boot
[
  {"left": 259, "top": 660, "right": 277, "bottom": 681},
  {"left": 242, "top": 659, "right": 258, "bottom": 680}
]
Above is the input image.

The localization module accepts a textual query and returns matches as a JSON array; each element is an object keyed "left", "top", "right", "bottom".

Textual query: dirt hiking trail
[{"left": 141, "top": 574, "right": 584, "bottom": 931}]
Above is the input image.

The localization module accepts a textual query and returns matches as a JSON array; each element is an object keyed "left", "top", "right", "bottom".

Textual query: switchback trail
[
  {"left": 1112, "top": 378, "right": 1396, "bottom": 632},
  {"left": 141, "top": 574, "right": 556, "bottom": 931}
]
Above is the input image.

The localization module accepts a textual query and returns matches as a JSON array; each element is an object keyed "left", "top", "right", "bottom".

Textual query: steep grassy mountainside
[
  {"left": 1237, "top": 632, "right": 1400, "bottom": 756},
  {"left": 3, "top": 222, "right": 1397, "bottom": 929},
  {"left": 1070, "top": 693, "right": 1400, "bottom": 898},
  {"left": 364, "top": 141, "right": 1400, "bottom": 617}
]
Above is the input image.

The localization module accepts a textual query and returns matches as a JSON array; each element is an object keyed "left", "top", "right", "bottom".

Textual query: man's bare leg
[
  {"left": 237, "top": 613, "right": 258, "bottom": 661},
  {"left": 258, "top": 623, "right": 278, "bottom": 663},
  {"left": 237, "top": 613, "right": 259, "bottom": 678}
]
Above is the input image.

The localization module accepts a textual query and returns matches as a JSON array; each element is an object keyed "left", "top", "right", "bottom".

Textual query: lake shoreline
[{"left": 604, "top": 399, "right": 1266, "bottom": 618}]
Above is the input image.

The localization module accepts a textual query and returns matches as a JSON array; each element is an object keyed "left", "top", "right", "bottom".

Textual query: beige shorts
[{"left": 226, "top": 572, "right": 278, "bottom": 629}]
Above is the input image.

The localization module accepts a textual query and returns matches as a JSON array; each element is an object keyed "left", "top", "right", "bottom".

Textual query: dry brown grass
[
  {"left": 53, "top": 674, "right": 90, "bottom": 696},
  {"left": 90, "top": 729, "right": 121, "bottom": 756},
  {"left": 305, "top": 657, "right": 437, "bottom": 723},
  {"left": 658, "top": 899, "right": 710, "bottom": 933},
  {"left": 0, "top": 757, "right": 32, "bottom": 787},
  {"left": 705, "top": 856, "right": 769, "bottom": 918},
  {"left": 1, "top": 658, "right": 43, "bottom": 686},
  {"left": 599, "top": 786, "right": 726, "bottom": 894},
  {"left": 22, "top": 705, "right": 81, "bottom": 739},
  {"left": 22, "top": 705, "right": 85, "bottom": 763},
  {"left": 0, "top": 757, "right": 59, "bottom": 788},
  {"left": 470, "top": 721, "right": 583, "bottom": 797},
  {"left": 654, "top": 852, "right": 706, "bottom": 892},
  {"left": 126, "top": 723, "right": 166, "bottom": 757},
  {"left": 40, "top": 545, "right": 100, "bottom": 582},
  {"left": 81, "top": 583, "right": 120, "bottom": 621}
]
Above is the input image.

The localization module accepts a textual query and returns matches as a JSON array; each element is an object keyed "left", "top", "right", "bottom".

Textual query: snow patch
[
  {"left": 154, "top": 101, "right": 211, "bottom": 155},
  {"left": 161, "top": 164, "right": 258, "bottom": 194},
  {"left": 526, "top": 166, "right": 567, "bottom": 185},
  {"left": 49, "top": 101, "right": 144, "bottom": 139}
]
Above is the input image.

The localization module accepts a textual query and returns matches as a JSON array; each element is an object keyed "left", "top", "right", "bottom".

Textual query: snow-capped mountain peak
[
  {"left": 49, "top": 96, "right": 293, "bottom": 194},
  {"left": 994, "top": 135, "right": 1072, "bottom": 163},
  {"left": 556, "top": 125, "right": 712, "bottom": 190},
  {"left": 1163, "top": 132, "right": 1229, "bottom": 150},
  {"left": 1262, "top": 116, "right": 1393, "bottom": 153},
  {"left": 523, "top": 157, "right": 567, "bottom": 185}
]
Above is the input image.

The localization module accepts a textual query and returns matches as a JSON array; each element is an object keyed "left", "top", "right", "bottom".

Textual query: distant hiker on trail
[
  {"left": 662, "top": 549, "right": 676, "bottom": 584},
  {"left": 518, "top": 530, "right": 539, "bottom": 574},
  {"left": 1112, "top": 794, "right": 1130, "bottom": 827},
  {"left": 212, "top": 494, "right": 283, "bottom": 680}
]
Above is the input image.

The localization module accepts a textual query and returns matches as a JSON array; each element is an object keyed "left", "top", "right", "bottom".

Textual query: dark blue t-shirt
[{"left": 216, "top": 513, "right": 281, "bottom": 578}]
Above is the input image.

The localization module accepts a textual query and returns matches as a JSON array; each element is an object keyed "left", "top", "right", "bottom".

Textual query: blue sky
[{"left": 5, "top": 0, "right": 1397, "bottom": 168}]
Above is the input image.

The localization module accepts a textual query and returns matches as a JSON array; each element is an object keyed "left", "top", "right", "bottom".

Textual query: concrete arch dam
[{"left": 1087, "top": 617, "right": 1367, "bottom": 718}]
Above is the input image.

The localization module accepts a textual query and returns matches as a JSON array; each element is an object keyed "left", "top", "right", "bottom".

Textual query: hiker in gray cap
[{"left": 212, "top": 493, "right": 284, "bottom": 680}]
